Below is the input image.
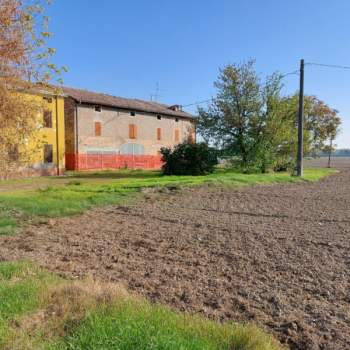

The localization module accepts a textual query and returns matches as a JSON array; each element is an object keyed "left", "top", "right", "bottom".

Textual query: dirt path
[{"left": 1, "top": 171, "right": 350, "bottom": 350}]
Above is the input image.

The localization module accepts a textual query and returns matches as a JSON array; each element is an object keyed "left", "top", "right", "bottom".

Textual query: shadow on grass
[{"left": 66, "top": 169, "right": 162, "bottom": 180}]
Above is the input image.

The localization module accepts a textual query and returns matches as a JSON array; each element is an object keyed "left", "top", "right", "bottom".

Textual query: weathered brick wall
[{"left": 76, "top": 104, "right": 195, "bottom": 156}]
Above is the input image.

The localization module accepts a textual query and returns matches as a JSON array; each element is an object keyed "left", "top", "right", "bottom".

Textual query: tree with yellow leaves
[{"left": 0, "top": 0, "right": 65, "bottom": 177}]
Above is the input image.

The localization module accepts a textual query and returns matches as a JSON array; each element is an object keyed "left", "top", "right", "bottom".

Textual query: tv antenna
[{"left": 150, "top": 82, "right": 166, "bottom": 102}]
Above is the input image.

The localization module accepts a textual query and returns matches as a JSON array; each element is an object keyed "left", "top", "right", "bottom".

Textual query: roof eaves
[{"left": 62, "top": 86, "right": 194, "bottom": 119}]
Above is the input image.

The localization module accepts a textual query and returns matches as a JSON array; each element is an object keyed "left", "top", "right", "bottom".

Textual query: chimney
[{"left": 168, "top": 104, "right": 182, "bottom": 112}]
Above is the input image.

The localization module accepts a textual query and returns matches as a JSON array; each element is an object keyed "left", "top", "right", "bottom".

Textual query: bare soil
[
  {"left": 305, "top": 156, "right": 350, "bottom": 169},
  {"left": 1, "top": 171, "right": 350, "bottom": 350}
]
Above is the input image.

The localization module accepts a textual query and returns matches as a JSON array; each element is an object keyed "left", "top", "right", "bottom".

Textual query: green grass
[
  {"left": 0, "top": 168, "right": 336, "bottom": 235},
  {"left": 0, "top": 216, "right": 17, "bottom": 236},
  {"left": 0, "top": 261, "right": 59, "bottom": 347},
  {"left": 1, "top": 169, "right": 333, "bottom": 348},
  {"left": 0, "top": 262, "right": 51, "bottom": 319},
  {"left": 0, "top": 261, "right": 283, "bottom": 350},
  {"left": 49, "top": 303, "right": 279, "bottom": 350}
]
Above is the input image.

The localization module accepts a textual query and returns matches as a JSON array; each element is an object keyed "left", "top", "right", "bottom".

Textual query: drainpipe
[
  {"left": 55, "top": 95, "right": 60, "bottom": 176},
  {"left": 75, "top": 102, "right": 79, "bottom": 170}
]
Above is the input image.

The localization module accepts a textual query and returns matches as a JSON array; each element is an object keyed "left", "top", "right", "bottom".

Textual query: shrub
[
  {"left": 272, "top": 156, "right": 295, "bottom": 172},
  {"left": 160, "top": 142, "right": 218, "bottom": 176}
]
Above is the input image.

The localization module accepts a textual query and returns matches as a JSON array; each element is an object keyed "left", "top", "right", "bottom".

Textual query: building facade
[
  {"left": 63, "top": 87, "right": 195, "bottom": 171},
  {"left": 37, "top": 93, "right": 66, "bottom": 176},
  {"left": 2, "top": 89, "right": 65, "bottom": 178}
]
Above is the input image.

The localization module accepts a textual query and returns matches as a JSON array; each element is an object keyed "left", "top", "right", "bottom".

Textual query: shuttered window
[
  {"left": 175, "top": 129, "right": 180, "bottom": 142},
  {"left": 188, "top": 128, "right": 195, "bottom": 143},
  {"left": 95, "top": 122, "right": 102, "bottom": 136},
  {"left": 129, "top": 124, "right": 137, "bottom": 139},
  {"left": 44, "top": 144, "right": 53, "bottom": 163},
  {"left": 8, "top": 145, "right": 19, "bottom": 161},
  {"left": 43, "top": 110, "right": 52, "bottom": 128},
  {"left": 157, "top": 128, "right": 161, "bottom": 141}
]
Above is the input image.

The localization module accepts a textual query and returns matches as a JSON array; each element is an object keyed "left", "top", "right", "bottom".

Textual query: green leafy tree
[
  {"left": 198, "top": 61, "right": 342, "bottom": 173},
  {"left": 280, "top": 95, "right": 341, "bottom": 158},
  {"left": 197, "top": 60, "right": 284, "bottom": 172}
]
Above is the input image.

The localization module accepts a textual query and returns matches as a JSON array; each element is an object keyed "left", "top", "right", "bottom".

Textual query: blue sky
[{"left": 47, "top": 0, "right": 350, "bottom": 147}]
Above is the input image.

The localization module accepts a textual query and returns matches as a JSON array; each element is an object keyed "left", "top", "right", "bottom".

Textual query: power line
[
  {"left": 182, "top": 69, "right": 299, "bottom": 109},
  {"left": 306, "top": 62, "right": 350, "bottom": 70},
  {"left": 281, "top": 69, "right": 299, "bottom": 78},
  {"left": 182, "top": 99, "right": 212, "bottom": 108}
]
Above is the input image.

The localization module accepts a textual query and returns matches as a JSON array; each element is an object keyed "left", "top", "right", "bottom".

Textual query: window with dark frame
[
  {"left": 43, "top": 96, "right": 53, "bottom": 103},
  {"left": 44, "top": 144, "right": 53, "bottom": 164},
  {"left": 130, "top": 111, "right": 136, "bottom": 116},
  {"left": 43, "top": 110, "right": 53, "bottom": 128},
  {"left": 8, "top": 144, "right": 19, "bottom": 162},
  {"left": 175, "top": 117, "right": 179, "bottom": 122},
  {"left": 95, "top": 122, "right": 102, "bottom": 136},
  {"left": 95, "top": 106, "right": 102, "bottom": 112}
]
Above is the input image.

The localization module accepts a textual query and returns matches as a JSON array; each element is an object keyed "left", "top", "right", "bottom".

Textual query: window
[
  {"left": 157, "top": 128, "right": 162, "bottom": 141},
  {"left": 130, "top": 111, "right": 136, "bottom": 116},
  {"left": 157, "top": 115, "right": 162, "bottom": 120},
  {"left": 188, "top": 132, "right": 195, "bottom": 143},
  {"left": 44, "top": 144, "right": 53, "bottom": 163},
  {"left": 8, "top": 145, "right": 19, "bottom": 162},
  {"left": 120, "top": 143, "right": 145, "bottom": 155},
  {"left": 43, "top": 96, "right": 52, "bottom": 103},
  {"left": 175, "top": 118, "right": 179, "bottom": 122},
  {"left": 43, "top": 110, "right": 52, "bottom": 128},
  {"left": 175, "top": 129, "right": 180, "bottom": 142},
  {"left": 95, "top": 122, "right": 102, "bottom": 136},
  {"left": 129, "top": 124, "right": 137, "bottom": 139},
  {"left": 95, "top": 106, "right": 101, "bottom": 112}
]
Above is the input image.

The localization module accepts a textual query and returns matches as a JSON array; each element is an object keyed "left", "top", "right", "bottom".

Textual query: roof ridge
[
  {"left": 62, "top": 85, "right": 166, "bottom": 106},
  {"left": 133, "top": 98, "right": 169, "bottom": 108},
  {"left": 60, "top": 85, "right": 194, "bottom": 119}
]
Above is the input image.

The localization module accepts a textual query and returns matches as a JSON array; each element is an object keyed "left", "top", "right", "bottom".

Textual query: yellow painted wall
[{"left": 20, "top": 92, "right": 65, "bottom": 173}]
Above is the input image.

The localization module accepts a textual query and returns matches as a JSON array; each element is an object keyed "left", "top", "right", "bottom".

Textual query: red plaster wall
[{"left": 66, "top": 154, "right": 163, "bottom": 171}]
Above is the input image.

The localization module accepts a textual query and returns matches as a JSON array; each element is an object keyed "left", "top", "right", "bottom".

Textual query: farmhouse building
[
  {"left": 62, "top": 87, "right": 195, "bottom": 170},
  {"left": 1, "top": 87, "right": 65, "bottom": 179}
]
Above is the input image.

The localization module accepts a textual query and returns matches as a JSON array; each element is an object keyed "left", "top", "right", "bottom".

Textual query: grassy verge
[
  {"left": 0, "top": 261, "right": 59, "bottom": 347},
  {"left": 0, "top": 167, "right": 336, "bottom": 235},
  {"left": 0, "top": 215, "right": 17, "bottom": 236},
  {"left": 0, "top": 261, "right": 283, "bottom": 350}
]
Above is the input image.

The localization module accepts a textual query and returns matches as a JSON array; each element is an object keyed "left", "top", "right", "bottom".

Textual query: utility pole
[
  {"left": 297, "top": 59, "right": 304, "bottom": 176},
  {"left": 328, "top": 138, "right": 333, "bottom": 168}
]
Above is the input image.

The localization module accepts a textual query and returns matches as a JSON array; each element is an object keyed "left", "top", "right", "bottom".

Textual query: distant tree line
[
  {"left": 197, "top": 60, "right": 341, "bottom": 173},
  {"left": 319, "top": 149, "right": 350, "bottom": 157}
]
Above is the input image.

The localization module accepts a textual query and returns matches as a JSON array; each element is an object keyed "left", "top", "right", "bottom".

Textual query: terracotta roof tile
[{"left": 61, "top": 86, "right": 194, "bottom": 119}]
